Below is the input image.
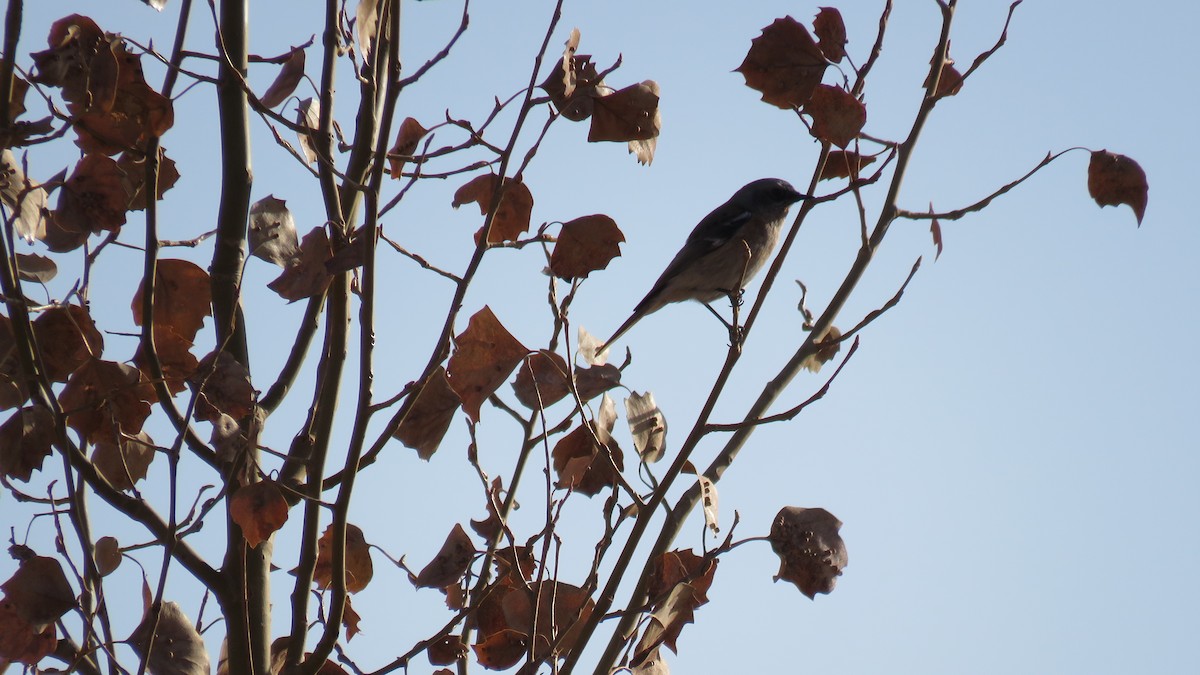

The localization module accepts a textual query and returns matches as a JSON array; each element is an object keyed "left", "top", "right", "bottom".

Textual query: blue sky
[{"left": 3, "top": 1, "right": 1197, "bottom": 673}]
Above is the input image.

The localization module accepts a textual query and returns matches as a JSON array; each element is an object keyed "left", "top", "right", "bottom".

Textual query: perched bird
[{"left": 600, "top": 178, "right": 808, "bottom": 353}]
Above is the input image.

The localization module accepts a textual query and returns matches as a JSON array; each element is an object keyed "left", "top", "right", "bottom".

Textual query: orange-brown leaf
[
  {"left": 428, "top": 635, "right": 468, "bottom": 666},
  {"left": 813, "top": 7, "right": 848, "bottom": 63},
  {"left": 446, "top": 306, "right": 529, "bottom": 422},
  {"left": 806, "top": 84, "right": 866, "bottom": 148},
  {"left": 386, "top": 117, "right": 428, "bottom": 179},
  {"left": 453, "top": 175, "right": 535, "bottom": 245},
  {"left": 313, "top": 523, "right": 374, "bottom": 594},
  {"left": 736, "top": 16, "right": 829, "bottom": 109},
  {"left": 1087, "top": 150, "right": 1148, "bottom": 225},
  {"left": 131, "top": 258, "right": 212, "bottom": 343},
  {"left": 393, "top": 366, "right": 461, "bottom": 459},
  {"left": 230, "top": 479, "right": 290, "bottom": 548},
  {"left": 549, "top": 214, "right": 624, "bottom": 280},
  {"left": 500, "top": 580, "right": 594, "bottom": 661}
]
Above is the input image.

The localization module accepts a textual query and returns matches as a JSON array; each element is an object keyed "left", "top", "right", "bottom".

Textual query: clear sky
[{"left": 3, "top": 1, "right": 1197, "bottom": 674}]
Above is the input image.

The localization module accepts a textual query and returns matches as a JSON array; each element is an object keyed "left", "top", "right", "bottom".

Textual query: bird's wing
[{"left": 688, "top": 201, "right": 753, "bottom": 252}]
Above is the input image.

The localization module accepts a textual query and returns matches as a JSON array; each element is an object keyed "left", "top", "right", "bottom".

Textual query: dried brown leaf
[
  {"left": 1087, "top": 150, "right": 1148, "bottom": 225},
  {"left": 413, "top": 523, "right": 476, "bottom": 589},
  {"left": 0, "top": 407, "right": 55, "bottom": 482},
  {"left": 230, "top": 479, "right": 290, "bottom": 548},
  {"left": 130, "top": 601, "right": 209, "bottom": 675},
  {"left": 313, "top": 523, "right": 374, "bottom": 594},
  {"left": 249, "top": 195, "right": 301, "bottom": 266},
  {"left": 260, "top": 47, "right": 306, "bottom": 109},
  {"left": 453, "top": 175, "right": 535, "bottom": 245},
  {"left": 59, "top": 359, "right": 156, "bottom": 444},
  {"left": 386, "top": 117, "right": 428, "bottom": 179},
  {"left": 813, "top": 7, "right": 848, "bottom": 63},
  {"left": 189, "top": 350, "right": 255, "bottom": 422},
  {"left": 91, "top": 431, "right": 155, "bottom": 491},
  {"left": 394, "top": 367, "right": 461, "bottom": 459},
  {"left": 588, "top": 81, "right": 661, "bottom": 143},
  {"left": 33, "top": 304, "right": 103, "bottom": 382},
  {"left": 131, "top": 258, "right": 212, "bottom": 343},
  {"left": 446, "top": 306, "right": 528, "bottom": 422},
  {"left": 769, "top": 506, "right": 847, "bottom": 599},
  {"left": 736, "top": 16, "right": 828, "bottom": 108},
  {"left": 549, "top": 214, "right": 624, "bottom": 280},
  {"left": 268, "top": 226, "right": 333, "bottom": 302},
  {"left": 806, "top": 84, "right": 866, "bottom": 148},
  {"left": 820, "top": 150, "right": 876, "bottom": 181}
]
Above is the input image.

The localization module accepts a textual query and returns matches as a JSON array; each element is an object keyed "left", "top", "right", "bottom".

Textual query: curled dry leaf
[
  {"left": 1, "top": 556, "right": 76, "bottom": 630},
  {"left": 413, "top": 523, "right": 476, "bottom": 589},
  {"left": 452, "top": 175, "right": 535, "bottom": 245},
  {"left": 769, "top": 506, "right": 847, "bottom": 599},
  {"left": 446, "top": 306, "right": 529, "bottom": 422},
  {"left": 539, "top": 29, "right": 602, "bottom": 122},
  {"left": 94, "top": 536, "right": 122, "bottom": 576},
  {"left": 267, "top": 226, "right": 333, "bottom": 302},
  {"left": 638, "top": 549, "right": 716, "bottom": 657},
  {"left": 230, "top": 479, "right": 290, "bottom": 548},
  {"left": 131, "top": 258, "right": 212, "bottom": 343},
  {"left": 313, "top": 523, "right": 374, "bottom": 594},
  {"left": 393, "top": 366, "right": 461, "bottom": 459},
  {"left": 552, "top": 411, "right": 625, "bottom": 497},
  {"left": 820, "top": 150, "right": 876, "bottom": 181},
  {"left": 248, "top": 195, "right": 302, "bottom": 266},
  {"left": 60, "top": 358, "right": 157, "bottom": 444},
  {"left": 91, "top": 431, "right": 155, "bottom": 491},
  {"left": 736, "top": 16, "right": 829, "bottom": 109},
  {"left": 805, "top": 84, "right": 866, "bottom": 148},
  {"left": 625, "top": 391, "right": 666, "bottom": 463},
  {"left": 548, "top": 214, "right": 625, "bottom": 280},
  {"left": 356, "top": 0, "right": 381, "bottom": 64},
  {"left": 469, "top": 476, "right": 505, "bottom": 542},
  {"left": 0, "top": 149, "right": 48, "bottom": 242},
  {"left": 189, "top": 350, "right": 255, "bottom": 422},
  {"left": 800, "top": 325, "right": 842, "bottom": 373},
  {"left": 1, "top": 60, "right": 29, "bottom": 123},
  {"left": 1087, "top": 150, "right": 1148, "bottom": 225},
  {"left": 130, "top": 601, "right": 210, "bottom": 675},
  {"left": 295, "top": 97, "right": 320, "bottom": 164},
  {"left": 813, "top": 7, "right": 848, "bottom": 63},
  {"left": 0, "top": 406, "right": 56, "bottom": 482},
  {"left": 386, "top": 117, "right": 428, "bottom": 179},
  {"left": 259, "top": 46, "right": 306, "bottom": 109},
  {"left": 588, "top": 80, "right": 661, "bottom": 143},
  {"left": 925, "top": 52, "right": 963, "bottom": 98}
]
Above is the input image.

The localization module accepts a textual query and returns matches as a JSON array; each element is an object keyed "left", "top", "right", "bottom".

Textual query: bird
[{"left": 599, "top": 178, "right": 808, "bottom": 354}]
